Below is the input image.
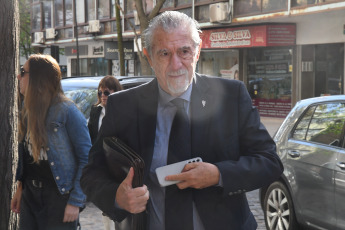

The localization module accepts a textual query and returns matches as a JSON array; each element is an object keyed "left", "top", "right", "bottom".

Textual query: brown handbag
[{"left": 103, "top": 136, "right": 146, "bottom": 230}]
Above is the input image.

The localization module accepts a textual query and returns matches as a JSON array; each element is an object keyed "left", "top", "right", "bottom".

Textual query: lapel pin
[{"left": 202, "top": 100, "right": 206, "bottom": 107}]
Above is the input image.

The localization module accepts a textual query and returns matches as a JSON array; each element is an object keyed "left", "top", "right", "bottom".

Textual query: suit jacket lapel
[
  {"left": 191, "top": 74, "right": 213, "bottom": 160},
  {"left": 137, "top": 79, "right": 159, "bottom": 182}
]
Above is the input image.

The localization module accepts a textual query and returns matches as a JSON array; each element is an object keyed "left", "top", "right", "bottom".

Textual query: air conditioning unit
[
  {"left": 209, "top": 2, "right": 231, "bottom": 23},
  {"left": 134, "top": 10, "right": 140, "bottom": 26},
  {"left": 88, "top": 20, "right": 101, "bottom": 33},
  {"left": 45, "top": 28, "right": 57, "bottom": 39},
  {"left": 34, "top": 32, "right": 44, "bottom": 43}
]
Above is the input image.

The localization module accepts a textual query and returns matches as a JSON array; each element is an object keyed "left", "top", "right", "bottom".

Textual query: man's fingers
[{"left": 124, "top": 167, "right": 135, "bottom": 188}]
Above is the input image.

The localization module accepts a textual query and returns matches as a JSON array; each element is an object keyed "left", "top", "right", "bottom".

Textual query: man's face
[{"left": 144, "top": 27, "right": 201, "bottom": 96}]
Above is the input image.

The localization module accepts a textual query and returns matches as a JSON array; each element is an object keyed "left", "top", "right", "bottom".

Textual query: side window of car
[
  {"left": 306, "top": 103, "right": 345, "bottom": 147},
  {"left": 292, "top": 105, "right": 316, "bottom": 140}
]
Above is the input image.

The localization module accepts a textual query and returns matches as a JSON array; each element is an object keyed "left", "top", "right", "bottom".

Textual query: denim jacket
[{"left": 17, "top": 100, "right": 91, "bottom": 208}]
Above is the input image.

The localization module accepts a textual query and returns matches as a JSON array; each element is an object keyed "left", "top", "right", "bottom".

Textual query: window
[
  {"left": 177, "top": 0, "right": 192, "bottom": 6},
  {"left": 99, "top": 0, "right": 110, "bottom": 19},
  {"left": 145, "top": 0, "right": 154, "bottom": 13},
  {"left": 292, "top": 0, "right": 341, "bottom": 8},
  {"left": 262, "top": 0, "right": 287, "bottom": 13},
  {"left": 87, "top": 0, "right": 96, "bottom": 21},
  {"left": 43, "top": 1, "right": 53, "bottom": 28},
  {"left": 292, "top": 106, "right": 315, "bottom": 140},
  {"left": 163, "top": 0, "right": 174, "bottom": 8},
  {"left": 195, "top": 5, "right": 209, "bottom": 22},
  {"left": 126, "top": 0, "right": 135, "bottom": 14},
  {"left": 65, "top": 0, "right": 73, "bottom": 25},
  {"left": 71, "top": 58, "right": 108, "bottom": 76},
  {"left": 32, "top": 3, "right": 42, "bottom": 30},
  {"left": 76, "top": 0, "right": 86, "bottom": 23},
  {"left": 234, "top": 0, "right": 261, "bottom": 16},
  {"left": 293, "top": 103, "right": 345, "bottom": 146},
  {"left": 54, "top": 0, "right": 64, "bottom": 27}
]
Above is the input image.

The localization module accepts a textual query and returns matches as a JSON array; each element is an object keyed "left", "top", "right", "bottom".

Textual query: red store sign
[{"left": 201, "top": 24, "right": 296, "bottom": 49}]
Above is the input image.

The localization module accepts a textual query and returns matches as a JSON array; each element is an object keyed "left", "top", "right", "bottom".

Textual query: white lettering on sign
[{"left": 209, "top": 30, "right": 251, "bottom": 41}]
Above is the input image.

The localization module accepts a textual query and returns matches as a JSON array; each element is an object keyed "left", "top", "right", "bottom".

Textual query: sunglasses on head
[
  {"left": 20, "top": 66, "right": 29, "bottom": 77},
  {"left": 98, "top": 90, "right": 111, "bottom": 97}
]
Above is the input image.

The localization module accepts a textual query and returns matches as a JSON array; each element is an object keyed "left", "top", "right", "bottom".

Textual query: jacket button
[
  {"left": 62, "top": 188, "right": 65, "bottom": 192},
  {"left": 50, "top": 162, "right": 55, "bottom": 166},
  {"left": 54, "top": 128, "right": 58, "bottom": 132},
  {"left": 56, "top": 176, "right": 60, "bottom": 180},
  {"left": 46, "top": 147, "right": 50, "bottom": 151}
]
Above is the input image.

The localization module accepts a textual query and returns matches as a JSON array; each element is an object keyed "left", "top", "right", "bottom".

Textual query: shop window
[
  {"left": 71, "top": 58, "right": 108, "bottom": 76},
  {"left": 99, "top": 0, "right": 110, "bottom": 19},
  {"left": 43, "top": 1, "right": 53, "bottom": 28},
  {"left": 248, "top": 48, "right": 293, "bottom": 118},
  {"left": 32, "top": 3, "right": 42, "bottom": 30},
  {"left": 54, "top": 0, "right": 63, "bottom": 27},
  {"left": 65, "top": 0, "right": 73, "bottom": 25},
  {"left": 199, "top": 50, "right": 239, "bottom": 80},
  {"left": 314, "top": 43, "right": 344, "bottom": 96}
]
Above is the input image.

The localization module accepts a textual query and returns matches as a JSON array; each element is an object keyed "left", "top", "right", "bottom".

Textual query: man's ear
[
  {"left": 196, "top": 41, "right": 202, "bottom": 60},
  {"left": 143, "top": 48, "right": 152, "bottom": 66}
]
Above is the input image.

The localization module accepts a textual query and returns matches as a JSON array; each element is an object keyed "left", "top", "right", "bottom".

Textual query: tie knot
[{"left": 171, "top": 98, "right": 185, "bottom": 110}]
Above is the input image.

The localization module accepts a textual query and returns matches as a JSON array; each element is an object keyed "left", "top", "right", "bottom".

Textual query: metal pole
[{"left": 73, "top": 0, "right": 80, "bottom": 76}]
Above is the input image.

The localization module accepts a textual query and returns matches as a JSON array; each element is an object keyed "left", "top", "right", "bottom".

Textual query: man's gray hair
[{"left": 143, "top": 11, "right": 202, "bottom": 55}]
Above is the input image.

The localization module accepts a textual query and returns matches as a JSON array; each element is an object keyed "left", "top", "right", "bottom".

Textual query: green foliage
[{"left": 19, "top": 0, "right": 34, "bottom": 59}]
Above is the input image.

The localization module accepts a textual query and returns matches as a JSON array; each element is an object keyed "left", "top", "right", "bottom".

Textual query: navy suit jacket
[{"left": 81, "top": 74, "right": 283, "bottom": 230}]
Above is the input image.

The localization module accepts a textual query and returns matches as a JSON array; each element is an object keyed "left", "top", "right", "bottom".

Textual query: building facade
[{"left": 30, "top": 0, "right": 345, "bottom": 117}]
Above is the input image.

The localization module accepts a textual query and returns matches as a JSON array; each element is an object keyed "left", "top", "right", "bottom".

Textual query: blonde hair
[{"left": 19, "top": 54, "right": 67, "bottom": 162}]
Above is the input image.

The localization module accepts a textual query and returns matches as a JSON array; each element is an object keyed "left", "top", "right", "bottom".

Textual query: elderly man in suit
[{"left": 81, "top": 11, "right": 283, "bottom": 230}]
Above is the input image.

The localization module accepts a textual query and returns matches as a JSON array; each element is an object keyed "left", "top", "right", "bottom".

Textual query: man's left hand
[
  {"left": 165, "top": 162, "right": 220, "bottom": 189},
  {"left": 63, "top": 204, "right": 80, "bottom": 222}
]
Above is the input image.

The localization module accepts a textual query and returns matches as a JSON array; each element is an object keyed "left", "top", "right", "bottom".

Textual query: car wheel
[{"left": 263, "top": 181, "right": 298, "bottom": 230}]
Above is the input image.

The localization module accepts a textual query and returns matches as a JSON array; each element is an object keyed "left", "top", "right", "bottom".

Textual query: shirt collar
[{"left": 158, "top": 82, "right": 193, "bottom": 107}]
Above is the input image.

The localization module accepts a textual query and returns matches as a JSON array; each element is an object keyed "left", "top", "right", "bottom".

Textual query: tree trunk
[
  {"left": 116, "top": 0, "right": 125, "bottom": 76},
  {"left": 0, "top": 0, "right": 20, "bottom": 229}
]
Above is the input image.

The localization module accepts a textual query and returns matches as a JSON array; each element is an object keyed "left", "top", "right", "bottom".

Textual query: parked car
[
  {"left": 260, "top": 95, "right": 345, "bottom": 230},
  {"left": 61, "top": 76, "right": 154, "bottom": 119}
]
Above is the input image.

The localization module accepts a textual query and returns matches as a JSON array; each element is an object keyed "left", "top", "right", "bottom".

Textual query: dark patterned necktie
[{"left": 165, "top": 98, "right": 193, "bottom": 230}]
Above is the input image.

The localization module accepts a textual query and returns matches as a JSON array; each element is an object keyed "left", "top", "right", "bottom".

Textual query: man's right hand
[{"left": 115, "top": 167, "right": 149, "bottom": 214}]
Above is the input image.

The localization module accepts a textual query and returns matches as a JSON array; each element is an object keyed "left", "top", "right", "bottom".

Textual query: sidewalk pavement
[{"left": 79, "top": 116, "right": 285, "bottom": 230}]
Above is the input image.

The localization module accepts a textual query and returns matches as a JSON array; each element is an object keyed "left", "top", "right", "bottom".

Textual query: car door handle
[
  {"left": 287, "top": 150, "right": 300, "bottom": 158},
  {"left": 336, "top": 162, "right": 345, "bottom": 170}
]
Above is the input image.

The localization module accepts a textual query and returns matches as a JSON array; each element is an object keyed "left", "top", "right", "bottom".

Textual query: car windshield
[{"left": 64, "top": 88, "right": 98, "bottom": 119}]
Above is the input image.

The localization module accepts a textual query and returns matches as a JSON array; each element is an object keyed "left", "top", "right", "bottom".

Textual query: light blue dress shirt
[{"left": 146, "top": 83, "right": 205, "bottom": 230}]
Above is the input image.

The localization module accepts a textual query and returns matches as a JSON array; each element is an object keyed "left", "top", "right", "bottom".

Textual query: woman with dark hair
[
  {"left": 11, "top": 54, "right": 91, "bottom": 230},
  {"left": 88, "top": 75, "right": 123, "bottom": 144}
]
